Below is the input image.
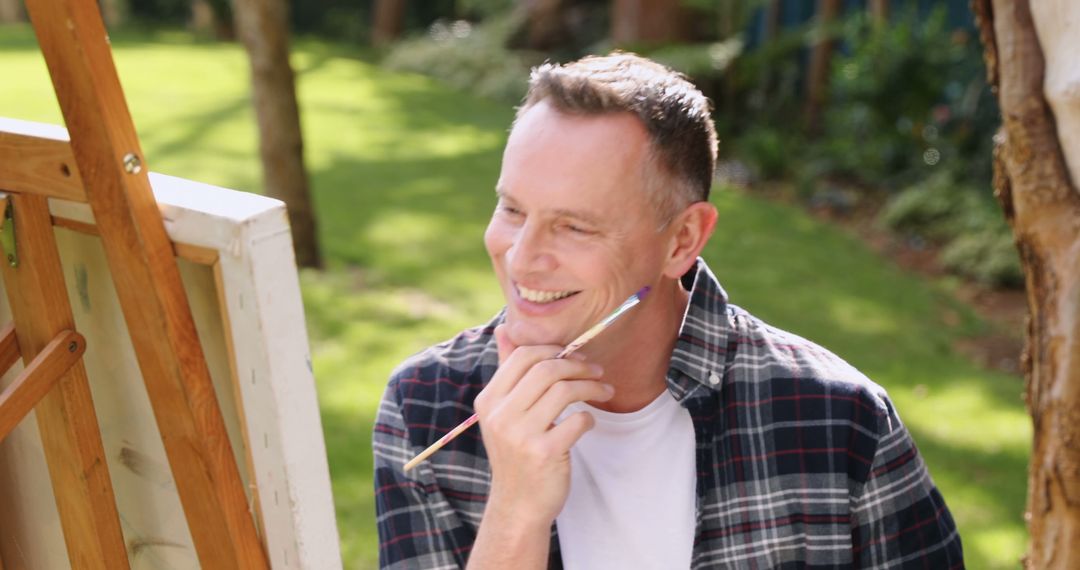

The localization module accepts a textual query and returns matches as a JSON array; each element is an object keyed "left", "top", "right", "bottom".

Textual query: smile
[{"left": 515, "top": 284, "right": 581, "bottom": 304}]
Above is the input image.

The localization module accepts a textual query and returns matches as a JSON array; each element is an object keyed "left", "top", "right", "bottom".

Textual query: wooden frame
[{"left": 0, "top": 0, "right": 341, "bottom": 566}]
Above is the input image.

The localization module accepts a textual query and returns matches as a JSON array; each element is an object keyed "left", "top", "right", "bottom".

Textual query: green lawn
[{"left": 1, "top": 25, "right": 1029, "bottom": 569}]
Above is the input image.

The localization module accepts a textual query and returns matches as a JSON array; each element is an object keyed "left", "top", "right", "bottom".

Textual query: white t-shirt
[{"left": 555, "top": 389, "right": 697, "bottom": 569}]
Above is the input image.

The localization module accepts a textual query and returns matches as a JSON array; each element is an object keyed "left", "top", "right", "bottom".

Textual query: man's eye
[
  {"left": 498, "top": 205, "right": 524, "bottom": 217},
  {"left": 562, "top": 223, "right": 594, "bottom": 235}
]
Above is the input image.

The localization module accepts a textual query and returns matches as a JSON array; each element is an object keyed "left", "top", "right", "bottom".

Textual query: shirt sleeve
[
  {"left": 373, "top": 378, "right": 464, "bottom": 570},
  {"left": 850, "top": 396, "right": 965, "bottom": 569}
]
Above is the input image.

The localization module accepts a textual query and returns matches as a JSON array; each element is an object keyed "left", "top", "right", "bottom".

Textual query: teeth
[{"left": 517, "top": 285, "right": 578, "bottom": 304}]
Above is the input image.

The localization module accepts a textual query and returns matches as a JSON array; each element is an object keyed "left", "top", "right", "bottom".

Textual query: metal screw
[
  {"left": 122, "top": 153, "right": 142, "bottom": 174},
  {"left": 68, "top": 341, "right": 78, "bottom": 353}
]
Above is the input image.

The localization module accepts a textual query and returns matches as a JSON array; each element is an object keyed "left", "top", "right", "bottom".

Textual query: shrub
[
  {"left": 382, "top": 13, "right": 534, "bottom": 103},
  {"left": 940, "top": 229, "right": 1023, "bottom": 288},
  {"left": 880, "top": 172, "right": 1021, "bottom": 287},
  {"left": 818, "top": 7, "right": 998, "bottom": 190},
  {"left": 731, "top": 127, "right": 804, "bottom": 180}
]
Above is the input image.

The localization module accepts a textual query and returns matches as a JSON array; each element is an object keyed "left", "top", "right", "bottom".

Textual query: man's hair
[{"left": 515, "top": 52, "right": 718, "bottom": 219}]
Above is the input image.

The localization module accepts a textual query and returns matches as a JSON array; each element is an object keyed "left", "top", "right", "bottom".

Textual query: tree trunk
[
  {"left": 0, "top": 0, "right": 24, "bottom": 23},
  {"left": 611, "top": 0, "right": 692, "bottom": 46},
  {"left": 521, "top": 0, "right": 568, "bottom": 50},
  {"left": 191, "top": 0, "right": 235, "bottom": 40},
  {"left": 372, "top": 0, "right": 407, "bottom": 47},
  {"left": 804, "top": 0, "right": 841, "bottom": 133},
  {"left": 98, "top": 0, "right": 122, "bottom": 28},
  {"left": 973, "top": 0, "right": 1080, "bottom": 568},
  {"left": 234, "top": 0, "right": 323, "bottom": 269},
  {"left": 868, "top": 0, "right": 888, "bottom": 27}
]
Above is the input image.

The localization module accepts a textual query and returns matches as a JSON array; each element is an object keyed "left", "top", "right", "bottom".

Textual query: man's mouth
[{"left": 515, "top": 284, "right": 582, "bottom": 304}]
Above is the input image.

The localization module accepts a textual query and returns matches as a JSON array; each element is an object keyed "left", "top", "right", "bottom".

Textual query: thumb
[{"left": 494, "top": 324, "right": 517, "bottom": 365}]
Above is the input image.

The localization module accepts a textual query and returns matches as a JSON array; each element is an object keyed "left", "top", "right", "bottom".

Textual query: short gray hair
[{"left": 515, "top": 52, "right": 718, "bottom": 219}]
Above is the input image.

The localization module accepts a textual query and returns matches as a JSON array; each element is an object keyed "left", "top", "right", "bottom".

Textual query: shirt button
[{"left": 708, "top": 371, "right": 720, "bottom": 385}]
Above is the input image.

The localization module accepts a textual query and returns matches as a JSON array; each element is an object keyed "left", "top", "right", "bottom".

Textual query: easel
[{"left": 0, "top": 0, "right": 271, "bottom": 567}]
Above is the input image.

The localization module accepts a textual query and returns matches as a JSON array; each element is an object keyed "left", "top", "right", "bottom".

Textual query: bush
[
  {"left": 817, "top": 8, "right": 998, "bottom": 190},
  {"left": 879, "top": 172, "right": 982, "bottom": 241},
  {"left": 940, "top": 229, "right": 1023, "bottom": 288},
  {"left": 880, "top": 172, "right": 1022, "bottom": 287},
  {"left": 732, "top": 127, "right": 805, "bottom": 180},
  {"left": 382, "top": 14, "right": 534, "bottom": 103}
]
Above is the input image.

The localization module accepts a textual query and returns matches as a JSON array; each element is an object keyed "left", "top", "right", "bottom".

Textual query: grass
[{"left": 1, "top": 25, "right": 1029, "bottom": 569}]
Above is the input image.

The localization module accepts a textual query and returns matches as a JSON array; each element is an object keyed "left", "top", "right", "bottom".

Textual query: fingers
[
  {"left": 521, "top": 380, "right": 613, "bottom": 432},
  {"left": 499, "top": 358, "right": 602, "bottom": 412},
  {"left": 481, "top": 329, "right": 561, "bottom": 402},
  {"left": 543, "top": 411, "right": 596, "bottom": 455}
]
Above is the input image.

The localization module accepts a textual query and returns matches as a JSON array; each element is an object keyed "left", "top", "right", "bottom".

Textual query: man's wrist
[{"left": 483, "top": 489, "right": 555, "bottom": 537}]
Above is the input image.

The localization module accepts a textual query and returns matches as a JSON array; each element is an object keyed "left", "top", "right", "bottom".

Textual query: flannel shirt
[{"left": 373, "top": 258, "right": 963, "bottom": 569}]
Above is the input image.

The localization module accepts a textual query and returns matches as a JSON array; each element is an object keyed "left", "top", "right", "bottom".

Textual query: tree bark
[
  {"left": 804, "top": 0, "right": 841, "bottom": 133},
  {"left": 0, "top": 0, "right": 24, "bottom": 23},
  {"left": 868, "top": 0, "right": 888, "bottom": 27},
  {"left": 98, "top": 0, "right": 121, "bottom": 28},
  {"left": 191, "top": 0, "right": 235, "bottom": 40},
  {"left": 973, "top": 0, "right": 1080, "bottom": 567},
  {"left": 234, "top": 0, "right": 323, "bottom": 268},
  {"left": 372, "top": 0, "right": 407, "bottom": 47},
  {"left": 611, "top": 0, "right": 692, "bottom": 46}
]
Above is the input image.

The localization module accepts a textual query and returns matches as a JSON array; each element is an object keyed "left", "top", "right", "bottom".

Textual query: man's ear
[{"left": 662, "top": 201, "right": 718, "bottom": 279}]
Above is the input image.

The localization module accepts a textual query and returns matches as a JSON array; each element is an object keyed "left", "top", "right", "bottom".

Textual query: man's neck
[{"left": 581, "top": 278, "right": 690, "bottom": 413}]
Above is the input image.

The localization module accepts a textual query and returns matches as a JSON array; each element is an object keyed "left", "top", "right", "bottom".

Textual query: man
[{"left": 374, "top": 53, "right": 963, "bottom": 569}]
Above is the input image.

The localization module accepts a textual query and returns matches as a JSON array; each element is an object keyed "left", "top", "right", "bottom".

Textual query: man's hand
[{"left": 466, "top": 324, "right": 613, "bottom": 568}]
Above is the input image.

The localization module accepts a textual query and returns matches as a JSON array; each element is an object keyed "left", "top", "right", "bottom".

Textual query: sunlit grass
[{"left": 1, "top": 25, "right": 1029, "bottom": 569}]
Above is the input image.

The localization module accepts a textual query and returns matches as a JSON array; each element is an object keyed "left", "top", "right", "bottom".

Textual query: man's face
[{"left": 484, "top": 101, "right": 670, "bottom": 348}]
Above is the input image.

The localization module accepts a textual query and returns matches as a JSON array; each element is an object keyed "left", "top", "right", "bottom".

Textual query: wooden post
[
  {"left": 0, "top": 194, "right": 129, "bottom": 570},
  {"left": 22, "top": 0, "right": 269, "bottom": 567}
]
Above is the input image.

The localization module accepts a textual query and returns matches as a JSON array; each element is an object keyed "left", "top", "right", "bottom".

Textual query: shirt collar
[{"left": 665, "top": 258, "right": 735, "bottom": 402}]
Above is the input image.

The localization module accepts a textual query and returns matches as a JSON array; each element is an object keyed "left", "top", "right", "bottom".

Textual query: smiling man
[{"left": 374, "top": 53, "right": 963, "bottom": 569}]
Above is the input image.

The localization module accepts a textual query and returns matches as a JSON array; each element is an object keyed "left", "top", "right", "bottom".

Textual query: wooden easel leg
[{"left": 0, "top": 194, "right": 130, "bottom": 570}]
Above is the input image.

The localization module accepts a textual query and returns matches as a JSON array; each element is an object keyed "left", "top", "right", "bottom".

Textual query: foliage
[
  {"left": 647, "top": 36, "right": 745, "bottom": 81},
  {"left": 817, "top": 8, "right": 998, "bottom": 190},
  {"left": 940, "top": 229, "right": 1023, "bottom": 288},
  {"left": 880, "top": 172, "right": 1022, "bottom": 287},
  {"left": 456, "top": 0, "right": 515, "bottom": 20},
  {"left": 382, "top": 13, "right": 534, "bottom": 104},
  {"left": 127, "top": 0, "right": 191, "bottom": 24}
]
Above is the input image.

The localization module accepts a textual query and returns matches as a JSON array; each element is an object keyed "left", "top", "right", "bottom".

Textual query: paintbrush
[{"left": 402, "top": 286, "right": 652, "bottom": 472}]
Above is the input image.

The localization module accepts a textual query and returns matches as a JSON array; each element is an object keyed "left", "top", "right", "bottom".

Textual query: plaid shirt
[{"left": 374, "top": 259, "right": 963, "bottom": 569}]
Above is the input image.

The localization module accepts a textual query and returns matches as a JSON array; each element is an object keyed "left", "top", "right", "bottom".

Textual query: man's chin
[{"left": 502, "top": 319, "right": 573, "bottom": 348}]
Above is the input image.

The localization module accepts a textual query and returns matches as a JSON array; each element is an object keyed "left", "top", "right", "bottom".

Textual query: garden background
[{"left": 0, "top": 0, "right": 1031, "bottom": 568}]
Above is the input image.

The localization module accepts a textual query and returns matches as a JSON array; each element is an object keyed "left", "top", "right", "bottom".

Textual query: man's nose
[{"left": 507, "top": 221, "right": 557, "bottom": 275}]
